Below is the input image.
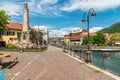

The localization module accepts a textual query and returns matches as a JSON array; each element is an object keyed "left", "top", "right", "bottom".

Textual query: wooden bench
[
  {"left": 4, "top": 56, "right": 18, "bottom": 68},
  {"left": 4, "top": 56, "right": 18, "bottom": 63}
]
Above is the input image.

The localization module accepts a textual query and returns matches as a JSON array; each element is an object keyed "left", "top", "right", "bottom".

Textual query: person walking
[{"left": 19, "top": 44, "right": 23, "bottom": 53}]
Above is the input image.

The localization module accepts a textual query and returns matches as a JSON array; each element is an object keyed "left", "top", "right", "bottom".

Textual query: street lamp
[
  {"left": 82, "top": 8, "right": 96, "bottom": 50},
  {"left": 38, "top": 26, "right": 40, "bottom": 48}
]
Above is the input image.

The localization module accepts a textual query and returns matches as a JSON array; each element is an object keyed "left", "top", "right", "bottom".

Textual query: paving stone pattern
[{"left": 5, "top": 46, "right": 115, "bottom": 80}]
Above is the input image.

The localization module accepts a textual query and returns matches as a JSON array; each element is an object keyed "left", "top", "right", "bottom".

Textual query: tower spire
[{"left": 20, "top": 3, "right": 30, "bottom": 48}]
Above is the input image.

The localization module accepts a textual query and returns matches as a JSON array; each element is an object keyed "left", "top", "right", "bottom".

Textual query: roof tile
[{"left": 6, "top": 22, "right": 22, "bottom": 30}]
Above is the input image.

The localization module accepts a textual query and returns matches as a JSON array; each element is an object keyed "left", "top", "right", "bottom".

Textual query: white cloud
[
  {"left": 49, "top": 30, "right": 68, "bottom": 37},
  {"left": 28, "top": 0, "right": 61, "bottom": 16},
  {"left": 49, "top": 27, "right": 81, "bottom": 37},
  {"left": 1, "top": 0, "right": 120, "bottom": 18},
  {"left": 0, "top": 2, "right": 22, "bottom": 16},
  {"left": 32, "top": 25, "right": 81, "bottom": 37},
  {"left": 0, "top": 0, "right": 63, "bottom": 17},
  {"left": 61, "top": 0, "right": 120, "bottom": 12},
  {"left": 32, "top": 25, "right": 48, "bottom": 33},
  {"left": 90, "top": 27, "right": 103, "bottom": 33},
  {"left": 32, "top": 25, "right": 103, "bottom": 37}
]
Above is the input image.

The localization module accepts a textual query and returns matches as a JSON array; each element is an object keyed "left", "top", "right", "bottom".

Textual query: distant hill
[{"left": 98, "top": 22, "right": 120, "bottom": 33}]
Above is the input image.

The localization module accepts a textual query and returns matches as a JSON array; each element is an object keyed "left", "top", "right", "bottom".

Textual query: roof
[
  {"left": 31, "top": 28, "right": 42, "bottom": 33},
  {"left": 81, "top": 33, "right": 95, "bottom": 37},
  {"left": 64, "top": 35, "right": 70, "bottom": 37},
  {"left": 82, "top": 29, "right": 87, "bottom": 32},
  {"left": 70, "top": 32, "right": 81, "bottom": 35},
  {"left": 6, "top": 22, "right": 22, "bottom": 30}
]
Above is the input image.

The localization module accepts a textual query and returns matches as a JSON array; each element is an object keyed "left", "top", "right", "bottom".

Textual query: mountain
[{"left": 98, "top": 22, "right": 120, "bottom": 33}]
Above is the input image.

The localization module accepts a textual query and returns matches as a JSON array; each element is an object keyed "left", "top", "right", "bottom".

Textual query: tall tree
[
  {"left": 83, "top": 37, "right": 88, "bottom": 45},
  {"left": 83, "top": 36, "right": 94, "bottom": 45},
  {"left": 0, "top": 10, "right": 10, "bottom": 31},
  {"left": 94, "top": 32, "right": 106, "bottom": 45},
  {"left": 30, "top": 28, "right": 43, "bottom": 45},
  {"left": 83, "top": 33, "right": 106, "bottom": 46}
]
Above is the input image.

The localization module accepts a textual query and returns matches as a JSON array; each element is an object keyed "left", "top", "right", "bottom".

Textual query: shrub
[
  {"left": 98, "top": 43, "right": 108, "bottom": 46},
  {"left": 7, "top": 44, "right": 17, "bottom": 49}
]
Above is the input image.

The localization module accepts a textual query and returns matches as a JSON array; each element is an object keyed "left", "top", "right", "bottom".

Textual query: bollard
[{"left": 85, "top": 51, "right": 92, "bottom": 63}]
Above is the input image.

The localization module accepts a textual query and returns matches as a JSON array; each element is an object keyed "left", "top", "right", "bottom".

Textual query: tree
[
  {"left": 83, "top": 36, "right": 94, "bottom": 45},
  {"left": 94, "top": 32, "right": 106, "bottom": 45},
  {"left": 30, "top": 28, "right": 43, "bottom": 45},
  {"left": 0, "top": 10, "right": 11, "bottom": 31},
  {"left": 83, "top": 37, "right": 88, "bottom": 45},
  {"left": 110, "top": 33, "right": 120, "bottom": 44},
  {"left": 83, "top": 33, "right": 106, "bottom": 46},
  {"left": 30, "top": 28, "right": 38, "bottom": 44}
]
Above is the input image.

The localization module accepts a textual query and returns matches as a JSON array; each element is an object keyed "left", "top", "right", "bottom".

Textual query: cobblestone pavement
[{"left": 4, "top": 46, "right": 115, "bottom": 80}]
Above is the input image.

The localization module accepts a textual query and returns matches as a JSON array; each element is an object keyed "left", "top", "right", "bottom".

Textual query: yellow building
[
  {"left": 0, "top": 22, "right": 22, "bottom": 47},
  {"left": 64, "top": 35, "right": 70, "bottom": 45}
]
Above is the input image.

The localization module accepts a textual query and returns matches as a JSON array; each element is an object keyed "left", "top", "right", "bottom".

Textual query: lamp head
[
  {"left": 82, "top": 19, "right": 86, "bottom": 23},
  {"left": 91, "top": 12, "right": 96, "bottom": 18}
]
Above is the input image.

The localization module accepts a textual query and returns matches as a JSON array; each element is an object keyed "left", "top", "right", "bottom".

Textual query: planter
[{"left": 101, "top": 54, "right": 110, "bottom": 59}]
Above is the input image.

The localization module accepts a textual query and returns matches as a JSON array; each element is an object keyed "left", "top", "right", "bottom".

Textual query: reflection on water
[
  {"left": 75, "top": 51, "right": 120, "bottom": 76},
  {"left": 113, "top": 52, "right": 120, "bottom": 58},
  {"left": 92, "top": 51, "right": 120, "bottom": 75}
]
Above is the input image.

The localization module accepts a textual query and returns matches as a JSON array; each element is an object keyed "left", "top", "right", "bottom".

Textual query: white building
[{"left": 41, "top": 27, "right": 49, "bottom": 45}]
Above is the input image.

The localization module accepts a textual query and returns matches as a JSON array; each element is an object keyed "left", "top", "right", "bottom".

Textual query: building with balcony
[{"left": 69, "top": 29, "right": 95, "bottom": 45}]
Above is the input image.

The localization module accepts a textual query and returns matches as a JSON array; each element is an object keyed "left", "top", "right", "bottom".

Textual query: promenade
[{"left": 4, "top": 46, "right": 116, "bottom": 80}]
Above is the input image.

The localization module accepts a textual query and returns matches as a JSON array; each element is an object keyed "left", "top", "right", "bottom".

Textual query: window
[
  {"left": 4, "top": 31, "right": 7, "bottom": 35},
  {"left": 17, "top": 32, "right": 21, "bottom": 38},
  {"left": 13, "top": 32, "right": 15, "bottom": 36},
  {"left": 9, "top": 31, "right": 11, "bottom": 35}
]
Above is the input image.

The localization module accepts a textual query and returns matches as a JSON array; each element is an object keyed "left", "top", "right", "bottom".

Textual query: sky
[{"left": 0, "top": 0, "right": 120, "bottom": 37}]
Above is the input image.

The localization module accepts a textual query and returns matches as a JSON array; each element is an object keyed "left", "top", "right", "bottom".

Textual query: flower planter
[{"left": 101, "top": 54, "right": 110, "bottom": 59}]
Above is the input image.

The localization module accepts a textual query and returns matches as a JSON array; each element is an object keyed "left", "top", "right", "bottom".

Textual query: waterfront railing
[{"left": 51, "top": 44, "right": 120, "bottom": 76}]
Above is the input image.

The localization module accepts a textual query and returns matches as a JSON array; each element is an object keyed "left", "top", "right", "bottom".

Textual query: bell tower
[{"left": 21, "top": 3, "right": 30, "bottom": 48}]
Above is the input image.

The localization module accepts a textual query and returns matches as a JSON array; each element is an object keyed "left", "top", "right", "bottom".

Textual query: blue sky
[{"left": 0, "top": 0, "right": 120, "bottom": 37}]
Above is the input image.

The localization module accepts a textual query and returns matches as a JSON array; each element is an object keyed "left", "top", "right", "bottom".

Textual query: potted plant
[
  {"left": 101, "top": 54, "right": 110, "bottom": 59},
  {"left": 101, "top": 53, "right": 110, "bottom": 69}
]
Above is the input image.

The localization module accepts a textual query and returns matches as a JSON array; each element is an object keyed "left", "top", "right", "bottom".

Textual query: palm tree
[{"left": 0, "top": 10, "right": 11, "bottom": 31}]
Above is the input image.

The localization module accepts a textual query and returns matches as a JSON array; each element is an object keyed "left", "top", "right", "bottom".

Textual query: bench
[
  {"left": 4, "top": 56, "right": 18, "bottom": 63},
  {"left": 4, "top": 56, "right": 18, "bottom": 68}
]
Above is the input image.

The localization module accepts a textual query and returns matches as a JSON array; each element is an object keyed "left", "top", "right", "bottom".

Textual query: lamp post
[
  {"left": 82, "top": 8, "right": 96, "bottom": 50},
  {"left": 38, "top": 26, "right": 40, "bottom": 48}
]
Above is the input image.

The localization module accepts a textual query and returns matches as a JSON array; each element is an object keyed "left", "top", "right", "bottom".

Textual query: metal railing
[{"left": 51, "top": 44, "right": 120, "bottom": 76}]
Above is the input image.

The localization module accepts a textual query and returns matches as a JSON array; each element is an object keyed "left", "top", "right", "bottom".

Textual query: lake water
[{"left": 74, "top": 51, "right": 120, "bottom": 76}]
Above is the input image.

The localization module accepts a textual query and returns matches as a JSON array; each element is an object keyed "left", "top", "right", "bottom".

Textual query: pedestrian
[{"left": 19, "top": 44, "right": 23, "bottom": 53}]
